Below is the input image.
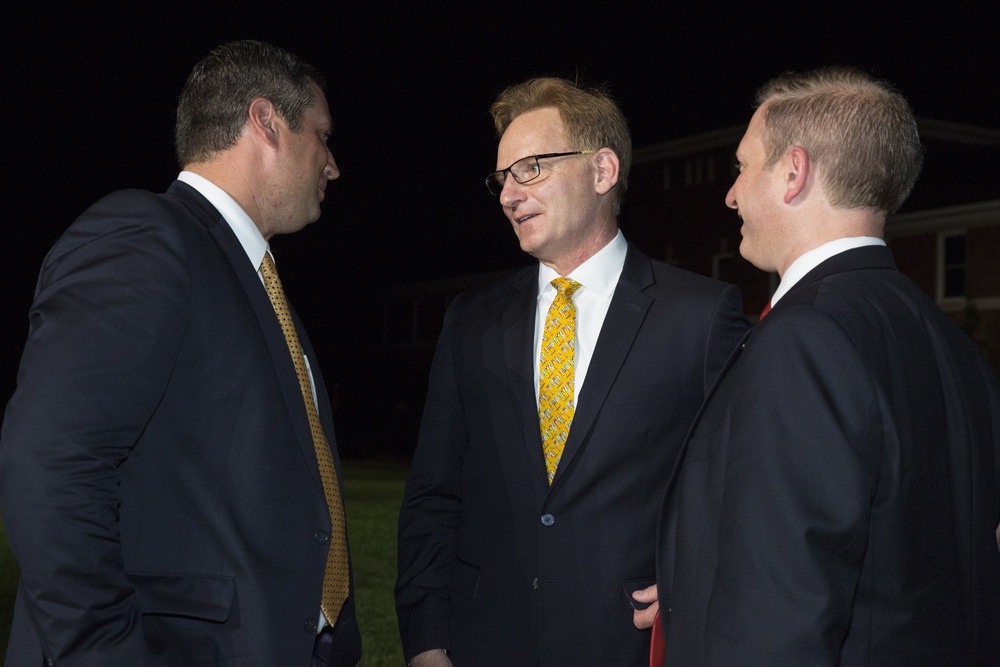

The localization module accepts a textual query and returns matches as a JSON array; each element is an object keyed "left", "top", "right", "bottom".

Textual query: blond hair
[
  {"left": 491, "top": 77, "right": 631, "bottom": 215},
  {"left": 756, "top": 66, "right": 922, "bottom": 214}
]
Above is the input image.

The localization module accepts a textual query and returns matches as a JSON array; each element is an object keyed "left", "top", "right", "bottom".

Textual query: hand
[
  {"left": 409, "top": 648, "right": 453, "bottom": 667},
  {"left": 631, "top": 583, "right": 659, "bottom": 630}
]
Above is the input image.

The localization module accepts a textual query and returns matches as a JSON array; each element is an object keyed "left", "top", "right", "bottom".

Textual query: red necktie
[
  {"left": 649, "top": 609, "right": 665, "bottom": 666},
  {"left": 759, "top": 300, "right": 772, "bottom": 319}
]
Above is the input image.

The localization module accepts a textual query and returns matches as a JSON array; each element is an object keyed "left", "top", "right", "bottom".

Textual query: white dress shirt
[{"left": 534, "top": 230, "right": 627, "bottom": 405}]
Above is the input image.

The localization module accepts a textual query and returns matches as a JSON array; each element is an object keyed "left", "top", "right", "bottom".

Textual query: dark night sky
[{"left": 3, "top": 2, "right": 999, "bottom": 403}]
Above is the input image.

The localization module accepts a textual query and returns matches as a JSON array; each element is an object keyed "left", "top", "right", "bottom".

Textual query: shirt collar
[
  {"left": 537, "top": 230, "right": 627, "bottom": 299},
  {"left": 177, "top": 171, "right": 270, "bottom": 270},
  {"left": 771, "top": 236, "right": 885, "bottom": 306}
]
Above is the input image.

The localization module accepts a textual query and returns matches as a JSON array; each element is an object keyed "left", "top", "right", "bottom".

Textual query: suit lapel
[
  {"left": 166, "top": 182, "right": 326, "bottom": 494},
  {"left": 657, "top": 325, "right": 751, "bottom": 594},
  {"left": 664, "top": 246, "right": 894, "bottom": 496},
  {"left": 501, "top": 266, "right": 550, "bottom": 489},
  {"left": 550, "top": 245, "right": 654, "bottom": 489},
  {"left": 668, "top": 326, "right": 751, "bottom": 488}
]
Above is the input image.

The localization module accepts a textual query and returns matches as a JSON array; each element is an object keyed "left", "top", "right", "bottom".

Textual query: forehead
[
  {"left": 737, "top": 106, "right": 767, "bottom": 157},
  {"left": 497, "top": 107, "right": 569, "bottom": 166},
  {"left": 304, "top": 85, "right": 333, "bottom": 128}
]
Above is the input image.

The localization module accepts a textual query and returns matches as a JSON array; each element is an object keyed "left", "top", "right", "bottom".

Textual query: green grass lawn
[
  {"left": 342, "top": 461, "right": 408, "bottom": 666},
  {"left": 0, "top": 461, "right": 408, "bottom": 666}
]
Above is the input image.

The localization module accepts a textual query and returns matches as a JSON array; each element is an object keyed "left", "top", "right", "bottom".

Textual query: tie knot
[
  {"left": 551, "top": 277, "right": 582, "bottom": 299},
  {"left": 260, "top": 252, "right": 277, "bottom": 277}
]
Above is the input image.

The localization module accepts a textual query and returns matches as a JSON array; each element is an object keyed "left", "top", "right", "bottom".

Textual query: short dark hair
[
  {"left": 756, "top": 66, "right": 923, "bottom": 215},
  {"left": 490, "top": 77, "right": 632, "bottom": 215},
  {"left": 175, "top": 40, "right": 325, "bottom": 166}
]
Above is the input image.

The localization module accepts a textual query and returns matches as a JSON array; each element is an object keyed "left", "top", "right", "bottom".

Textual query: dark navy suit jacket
[
  {"left": 657, "top": 246, "right": 1000, "bottom": 665},
  {"left": 396, "top": 244, "right": 748, "bottom": 666},
  {"left": 0, "top": 181, "right": 361, "bottom": 666}
]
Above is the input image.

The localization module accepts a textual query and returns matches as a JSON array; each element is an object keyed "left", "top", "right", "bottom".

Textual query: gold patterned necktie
[
  {"left": 260, "top": 253, "right": 350, "bottom": 626},
  {"left": 539, "top": 277, "right": 582, "bottom": 484}
]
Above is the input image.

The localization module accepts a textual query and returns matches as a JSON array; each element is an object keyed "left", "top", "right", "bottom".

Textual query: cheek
[{"left": 740, "top": 180, "right": 760, "bottom": 210}]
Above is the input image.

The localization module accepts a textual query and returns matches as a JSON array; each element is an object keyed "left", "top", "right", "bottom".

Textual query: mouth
[{"left": 515, "top": 213, "right": 538, "bottom": 224}]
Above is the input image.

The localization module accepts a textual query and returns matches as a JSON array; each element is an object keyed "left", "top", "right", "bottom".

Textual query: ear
[
  {"left": 593, "top": 148, "right": 620, "bottom": 195},
  {"left": 782, "top": 146, "right": 810, "bottom": 204},
  {"left": 247, "top": 98, "right": 282, "bottom": 150}
]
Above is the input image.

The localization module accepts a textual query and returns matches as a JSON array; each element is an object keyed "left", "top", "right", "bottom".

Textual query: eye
[
  {"left": 511, "top": 157, "right": 540, "bottom": 181},
  {"left": 519, "top": 160, "right": 540, "bottom": 178}
]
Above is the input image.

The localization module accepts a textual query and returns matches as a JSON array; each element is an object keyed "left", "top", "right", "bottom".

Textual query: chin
[{"left": 517, "top": 235, "right": 541, "bottom": 256}]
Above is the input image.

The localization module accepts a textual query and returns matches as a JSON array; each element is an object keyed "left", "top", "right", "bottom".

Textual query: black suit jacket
[
  {"left": 657, "top": 246, "right": 1000, "bottom": 665},
  {"left": 0, "top": 181, "right": 361, "bottom": 666},
  {"left": 396, "top": 243, "right": 748, "bottom": 666}
]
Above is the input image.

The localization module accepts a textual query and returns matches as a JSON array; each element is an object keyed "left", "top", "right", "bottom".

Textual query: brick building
[
  {"left": 352, "top": 119, "right": 1000, "bottom": 457},
  {"left": 623, "top": 118, "right": 1000, "bottom": 365}
]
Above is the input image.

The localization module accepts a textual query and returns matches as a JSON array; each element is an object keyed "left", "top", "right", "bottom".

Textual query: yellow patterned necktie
[
  {"left": 260, "top": 253, "right": 350, "bottom": 626},
  {"left": 539, "top": 277, "right": 582, "bottom": 484}
]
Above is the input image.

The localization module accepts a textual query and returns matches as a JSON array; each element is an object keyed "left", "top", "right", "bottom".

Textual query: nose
[
  {"left": 499, "top": 175, "right": 525, "bottom": 209},
  {"left": 325, "top": 148, "right": 340, "bottom": 181},
  {"left": 725, "top": 182, "right": 737, "bottom": 210}
]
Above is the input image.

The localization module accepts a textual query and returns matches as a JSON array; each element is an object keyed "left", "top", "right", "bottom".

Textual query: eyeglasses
[{"left": 485, "top": 151, "right": 595, "bottom": 196}]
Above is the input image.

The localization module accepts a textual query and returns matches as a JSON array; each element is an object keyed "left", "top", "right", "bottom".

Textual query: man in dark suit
[
  {"left": 0, "top": 40, "right": 361, "bottom": 666},
  {"left": 395, "top": 77, "right": 748, "bottom": 667},
  {"left": 650, "top": 66, "right": 1000, "bottom": 665}
]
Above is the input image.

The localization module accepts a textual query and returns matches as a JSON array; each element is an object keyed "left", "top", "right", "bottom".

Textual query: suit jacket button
[
  {"left": 314, "top": 530, "right": 329, "bottom": 544},
  {"left": 540, "top": 514, "right": 555, "bottom": 526},
  {"left": 532, "top": 577, "right": 539, "bottom": 589},
  {"left": 304, "top": 618, "right": 318, "bottom": 633}
]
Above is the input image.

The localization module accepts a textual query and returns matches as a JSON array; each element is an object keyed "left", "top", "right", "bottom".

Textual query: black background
[{"left": 3, "top": 3, "right": 998, "bottom": 450}]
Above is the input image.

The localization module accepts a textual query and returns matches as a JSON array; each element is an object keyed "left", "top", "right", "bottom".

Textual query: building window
[{"left": 938, "top": 231, "right": 967, "bottom": 300}]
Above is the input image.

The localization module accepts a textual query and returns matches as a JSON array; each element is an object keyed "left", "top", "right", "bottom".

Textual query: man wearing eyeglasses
[{"left": 395, "top": 77, "right": 749, "bottom": 666}]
